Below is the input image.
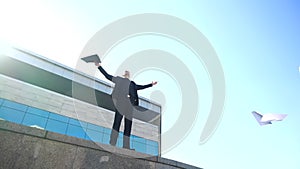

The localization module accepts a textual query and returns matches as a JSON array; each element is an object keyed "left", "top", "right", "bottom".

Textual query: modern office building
[
  {"left": 0, "top": 48, "right": 161, "bottom": 155},
  {"left": 0, "top": 48, "right": 202, "bottom": 169}
]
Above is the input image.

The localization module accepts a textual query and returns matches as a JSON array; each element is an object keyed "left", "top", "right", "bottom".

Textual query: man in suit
[{"left": 95, "top": 61, "right": 157, "bottom": 149}]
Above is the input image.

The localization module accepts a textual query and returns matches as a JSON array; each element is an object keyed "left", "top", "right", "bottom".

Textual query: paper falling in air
[{"left": 252, "top": 111, "right": 287, "bottom": 126}]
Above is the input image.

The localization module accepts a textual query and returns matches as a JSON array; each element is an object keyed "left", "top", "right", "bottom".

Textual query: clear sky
[{"left": 1, "top": 1, "right": 300, "bottom": 169}]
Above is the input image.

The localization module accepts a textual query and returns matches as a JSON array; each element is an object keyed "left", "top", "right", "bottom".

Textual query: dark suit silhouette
[{"left": 98, "top": 66, "right": 153, "bottom": 149}]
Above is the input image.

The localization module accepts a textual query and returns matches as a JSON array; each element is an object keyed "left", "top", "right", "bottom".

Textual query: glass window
[
  {"left": 27, "top": 107, "right": 49, "bottom": 118},
  {"left": 22, "top": 113, "right": 47, "bottom": 128},
  {"left": 0, "top": 107, "right": 25, "bottom": 124},
  {"left": 146, "top": 145, "right": 158, "bottom": 156},
  {"left": 66, "top": 124, "right": 86, "bottom": 139},
  {"left": 45, "top": 119, "right": 68, "bottom": 135},
  {"left": 133, "top": 135, "right": 146, "bottom": 144},
  {"left": 2, "top": 100, "right": 27, "bottom": 112},
  {"left": 0, "top": 98, "right": 158, "bottom": 156},
  {"left": 87, "top": 123, "right": 103, "bottom": 132},
  {"left": 146, "top": 139, "right": 159, "bottom": 147},
  {"left": 102, "top": 133, "right": 110, "bottom": 144},
  {"left": 0, "top": 98, "right": 4, "bottom": 106},
  {"left": 116, "top": 133, "right": 124, "bottom": 147},
  {"left": 85, "top": 129, "right": 103, "bottom": 143},
  {"left": 132, "top": 141, "right": 146, "bottom": 153},
  {"left": 102, "top": 127, "right": 111, "bottom": 134},
  {"left": 49, "top": 113, "right": 69, "bottom": 123}
]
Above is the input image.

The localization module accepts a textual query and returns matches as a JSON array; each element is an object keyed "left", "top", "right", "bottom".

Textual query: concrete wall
[{"left": 0, "top": 120, "right": 201, "bottom": 169}]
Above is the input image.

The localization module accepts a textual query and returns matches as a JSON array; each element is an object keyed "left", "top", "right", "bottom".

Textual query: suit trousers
[{"left": 109, "top": 110, "right": 132, "bottom": 148}]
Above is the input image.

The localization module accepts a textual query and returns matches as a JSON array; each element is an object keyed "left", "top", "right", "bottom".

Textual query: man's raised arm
[{"left": 95, "top": 62, "right": 113, "bottom": 81}]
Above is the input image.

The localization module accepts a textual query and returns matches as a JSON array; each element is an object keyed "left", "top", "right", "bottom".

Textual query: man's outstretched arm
[
  {"left": 136, "top": 81, "right": 158, "bottom": 90},
  {"left": 95, "top": 62, "right": 113, "bottom": 81}
]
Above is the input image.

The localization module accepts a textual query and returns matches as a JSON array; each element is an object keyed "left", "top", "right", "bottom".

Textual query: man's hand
[
  {"left": 94, "top": 62, "right": 100, "bottom": 67},
  {"left": 152, "top": 81, "right": 158, "bottom": 86}
]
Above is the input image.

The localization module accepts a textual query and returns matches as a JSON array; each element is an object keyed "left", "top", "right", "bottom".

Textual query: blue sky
[{"left": 0, "top": 1, "right": 300, "bottom": 169}]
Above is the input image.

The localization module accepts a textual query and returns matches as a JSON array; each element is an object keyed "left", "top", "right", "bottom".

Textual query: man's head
[{"left": 123, "top": 70, "right": 130, "bottom": 78}]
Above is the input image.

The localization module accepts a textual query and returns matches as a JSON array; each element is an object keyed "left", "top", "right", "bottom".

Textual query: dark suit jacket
[{"left": 98, "top": 66, "right": 152, "bottom": 106}]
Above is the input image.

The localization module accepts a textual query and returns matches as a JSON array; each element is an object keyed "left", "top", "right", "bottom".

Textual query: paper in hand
[{"left": 81, "top": 54, "right": 101, "bottom": 63}]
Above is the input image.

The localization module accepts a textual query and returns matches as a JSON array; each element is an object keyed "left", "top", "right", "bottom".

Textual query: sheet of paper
[
  {"left": 252, "top": 111, "right": 272, "bottom": 126},
  {"left": 81, "top": 54, "right": 101, "bottom": 63},
  {"left": 261, "top": 113, "right": 287, "bottom": 122},
  {"left": 252, "top": 111, "right": 287, "bottom": 126}
]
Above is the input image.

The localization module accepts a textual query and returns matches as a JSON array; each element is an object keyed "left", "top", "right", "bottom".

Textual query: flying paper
[{"left": 252, "top": 111, "right": 287, "bottom": 126}]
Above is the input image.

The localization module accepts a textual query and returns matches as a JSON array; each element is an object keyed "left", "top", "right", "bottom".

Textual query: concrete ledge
[
  {"left": 0, "top": 120, "right": 202, "bottom": 169},
  {"left": 0, "top": 119, "right": 47, "bottom": 137}
]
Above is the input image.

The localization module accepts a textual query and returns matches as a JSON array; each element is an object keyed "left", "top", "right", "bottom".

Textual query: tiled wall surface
[{"left": 0, "top": 74, "right": 159, "bottom": 156}]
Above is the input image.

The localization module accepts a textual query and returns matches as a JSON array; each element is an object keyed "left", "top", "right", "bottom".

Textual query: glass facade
[{"left": 0, "top": 98, "right": 158, "bottom": 156}]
